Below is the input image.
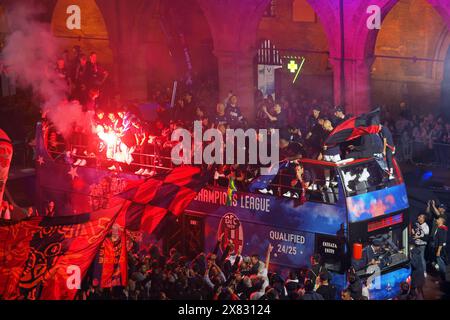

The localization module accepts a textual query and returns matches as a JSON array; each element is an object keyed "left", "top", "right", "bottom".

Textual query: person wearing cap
[
  {"left": 315, "top": 271, "right": 337, "bottom": 300},
  {"left": 426, "top": 200, "right": 447, "bottom": 222},
  {"left": 332, "top": 105, "right": 348, "bottom": 127},
  {"left": 426, "top": 200, "right": 447, "bottom": 242}
]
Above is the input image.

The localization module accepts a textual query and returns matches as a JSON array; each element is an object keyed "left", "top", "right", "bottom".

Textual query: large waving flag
[
  {"left": 325, "top": 108, "right": 381, "bottom": 146},
  {"left": 0, "top": 218, "right": 41, "bottom": 300},
  {"left": 0, "top": 165, "right": 208, "bottom": 300},
  {"left": 116, "top": 165, "right": 210, "bottom": 233},
  {"left": 18, "top": 206, "right": 124, "bottom": 300}
]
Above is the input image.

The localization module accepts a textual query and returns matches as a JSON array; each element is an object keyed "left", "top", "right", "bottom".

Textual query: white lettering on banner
[
  {"left": 269, "top": 230, "right": 305, "bottom": 244},
  {"left": 239, "top": 195, "right": 270, "bottom": 212},
  {"left": 66, "top": 5, "right": 81, "bottom": 30},
  {"left": 194, "top": 189, "right": 271, "bottom": 213},
  {"left": 322, "top": 241, "right": 337, "bottom": 254}
]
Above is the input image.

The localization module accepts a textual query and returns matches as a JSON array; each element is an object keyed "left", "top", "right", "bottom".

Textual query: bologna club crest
[{"left": 218, "top": 213, "right": 244, "bottom": 254}]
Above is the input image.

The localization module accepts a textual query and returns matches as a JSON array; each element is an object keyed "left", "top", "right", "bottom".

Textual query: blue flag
[{"left": 249, "top": 161, "right": 290, "bottom": 193}]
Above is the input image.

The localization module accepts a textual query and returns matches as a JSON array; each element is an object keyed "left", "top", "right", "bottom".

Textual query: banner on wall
[{"left": 257, "top": 64, "right": 282, "bottom": 99}]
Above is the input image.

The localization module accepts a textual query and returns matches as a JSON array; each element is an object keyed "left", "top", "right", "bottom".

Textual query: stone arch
[
  {"left": 50, "top": 0, "right": 113, "bottom": 67},
  {"left": 370, "top": 0, "right": 450, "bottom": 114},
  {"left": 432, "top": 26, "right": 450, "bottom": 81},
  {"left": 352, "top": 0, "right": 400, "bottom": 60},
  {"left": 307, "top": 0, "right": 339, "bottom": 58},
  {"left": 127, "top": 0, "right": 219, "bottom": 100}
]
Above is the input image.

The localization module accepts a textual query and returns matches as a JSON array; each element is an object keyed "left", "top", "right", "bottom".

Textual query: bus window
[
  {"left": 352, "top": 229, "right": 408, "bottom": 277},
  {"left": 268, "top": 162, "right": 339, "bottom": 204},
  {"left": 340, "top": 160, "right": 387, "bottom": 197},
  {"left": 350, "top": 215, "right": 409, "bottom": 278}
]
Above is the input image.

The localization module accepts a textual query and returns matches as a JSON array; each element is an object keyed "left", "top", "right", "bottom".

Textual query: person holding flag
[{"left": 226, "top": 176, "right": 237, "bottom": 206}]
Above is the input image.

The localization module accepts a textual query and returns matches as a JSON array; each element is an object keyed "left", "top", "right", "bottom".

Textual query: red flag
[
  {"left": 93, "top": 229, "right": 128, "bottom": 288},
  {"left": 325, "top": 108, "right": 381, "bottom": 146},
  {"left": 3, "top": 166, "right": 207, "bottom": 300},
  {"left": 18, "top": 204, "right": 124, "bottom": 300},
  {"left": 116, "top": 165, "right": 210, "bottom": 233},
  {"left": 0, "top": 218, "right": 41, "bottom": 300}
]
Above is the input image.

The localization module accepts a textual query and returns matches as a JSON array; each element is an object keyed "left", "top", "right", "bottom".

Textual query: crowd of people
[
  {"left": 55, "top": 46, "right": 109, "bottom": 105},
  {"left": 44, "top": 48, "right": 401, "bottom": 196},
  {"left": 77, "top": 235, "right": 365, "bottom": 301},
  {"left": 34, "top": 48, "right": 449, "bottom": 301},
  {"left": 407, "top": 199, "right": 448, "bottom": 299},
  {"left": 74, "top": 194, "right": 447, "bottom": 301},
  {"left": 382, "top": 103, "right": 450, "bottom": 165}
]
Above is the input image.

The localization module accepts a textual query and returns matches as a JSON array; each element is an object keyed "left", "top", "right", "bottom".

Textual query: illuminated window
[
  {"left": 257, "top": 39, "right": 282, "bottom": 65},
  {"left": 263, "top": 0, "right": 276, "bottom": 18}
]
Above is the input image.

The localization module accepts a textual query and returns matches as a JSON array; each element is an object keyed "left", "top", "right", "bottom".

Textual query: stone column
[
  {"left": 197, "top": 0, "right": 270, "bottom": 124},
  {"left": 115, "top": 45, "right": 148, "bottom": 102},
  {"left": 214, "top": 49, "right": 256, "bottom": 122},
  {"left": 330, "top": 56, "right": 374, "bottom": 115}
]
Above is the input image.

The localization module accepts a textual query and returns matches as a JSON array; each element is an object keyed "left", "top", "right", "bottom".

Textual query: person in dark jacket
[
  {"left": 332, "top": 105, "right": 348, "bottom": 127},
  {"left": 306, "top": 254, "right": 327, "bottom": 286},
  {"left": 379, "top": 124, "right": 395, "bottom": 176},
  {"left": 315, "top": 272, "right": 337, "bottom": 300},
  {"left": 225, "top": 95, "right": 245, "bottom": 129},
  {"left": 347, "top": 271, "right": 363, "bottom": 300},
  {"left": 285, "top": 270, "right": 300, "bottom": 299},
  {"left": 301, "top": 279, "right": 324, "bottom": 300}
]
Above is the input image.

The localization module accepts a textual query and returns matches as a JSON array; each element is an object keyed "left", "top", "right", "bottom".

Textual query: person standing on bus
[
  {"left": 346, "top": 133, "right": 383, "bottom": 160},
  {"left": 379, "top": 124, "right": 395, "bottom": 177},
  {"left": 319, "top": 120, "right": 341, "bottom": 163}
]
